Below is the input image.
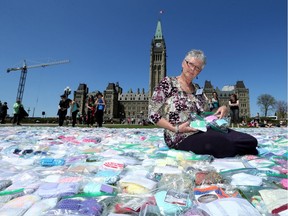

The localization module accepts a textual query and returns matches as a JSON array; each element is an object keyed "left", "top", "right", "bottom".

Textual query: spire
[{"left": 154, "top": 20, "right": 163, "bottom": 40}]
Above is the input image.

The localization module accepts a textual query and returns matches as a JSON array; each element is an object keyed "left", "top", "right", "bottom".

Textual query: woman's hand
[
  {"left": 156, "top": 118, "right": 198, "bottom": 134},
  {"left": 178, "top": 121, "right": 199, "bottom": 133},
  {"left": 214, "top": 105, "right": 228, "bottom": 119}
]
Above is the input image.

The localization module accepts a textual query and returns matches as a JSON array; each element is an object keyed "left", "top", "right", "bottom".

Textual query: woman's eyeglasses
[{"left": 185, "top": 60, "right": 202, "bottom": 72}]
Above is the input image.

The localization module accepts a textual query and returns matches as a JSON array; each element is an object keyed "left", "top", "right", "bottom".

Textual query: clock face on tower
[{"left": 156, "top": 42, "right": 162, "bottom": 48}]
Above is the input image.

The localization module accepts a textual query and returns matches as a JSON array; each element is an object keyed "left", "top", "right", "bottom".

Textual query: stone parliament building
[{"left": 73, "top": 21, "right": 251, "bottom": 123}]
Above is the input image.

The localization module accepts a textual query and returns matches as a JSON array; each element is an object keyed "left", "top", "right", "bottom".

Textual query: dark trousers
[
  {"left": 13, "top": 114, "right": 21, "bottom": 125},
  {"left": 176, "top": 128, "right": 258, "bottom": 158},
  {"left": 58, "top": 110, "right": 67, "bottom": 126},
  {"left": 86, "top": 111, "right": 94, "bottom": 126},
  {"left": 0, "top": 113, "right": 6, "bottom": 123},
  {"left": 230, "top": 109, "right": 239, "bottom": 124},
  {"left": 95, "top": 110, "right": 104, "bottom": 127},
  {"left": 72, "top": 111, "right": 78, "bottom": 127}
]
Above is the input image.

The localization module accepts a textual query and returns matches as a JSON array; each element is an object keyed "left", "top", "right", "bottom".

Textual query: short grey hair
[{"left": 185, "top": 49, "right": 207, "bottom": 69}]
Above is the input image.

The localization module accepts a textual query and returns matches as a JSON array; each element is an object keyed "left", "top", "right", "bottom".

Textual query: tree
[
  {"left": 257, "top": 94, "right": 276, "bottom": 117},
  {"left": 275, "top": 100, "right": 287, "bottom": 120}
]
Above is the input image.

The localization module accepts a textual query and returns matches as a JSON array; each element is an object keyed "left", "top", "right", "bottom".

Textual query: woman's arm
[
  {"left": 229, "top": 100, "right": 239, "bottom": 107},
  {"left": 156, "top": 118, "right": 178, "bottom": 132},
  {"left": 235, "top": 99, "right": 239, "bottom": 106},
  {"left": 86, "top": 102, "right": 93, "bottom": 110},
  {"left": 94, "top": 99, "right": 98, "bottom": 106},
  {"left": 102, "top": 98, "right": 106, "bottom": 111},
  {"left": 214, "top": 105, "right": 228, "bottom": 119},
  {"left": 156, "top": 118, "right": 198, "bottom": 133},
  {"left": 148, "top": 78, "right": 173, "bottom": 129}
]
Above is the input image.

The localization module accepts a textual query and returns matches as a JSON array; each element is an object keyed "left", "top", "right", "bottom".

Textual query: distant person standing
[
  {"left": 0, "top": 101, "right": 2, "bottom": 120},
  {"left": 254, "top": 112, "right": 260, "bottom": 127},
  {"left": 58, "top": 94, "right": 71, "bottom": 126},
  {"left": 208, "top": 99, "right": 214, "bottom": 111},
  {"left": 70, "top": 100, "right": 79, "bottom": 127},
  {"left": 86, "top": 95, "right": 95, "bottom": 127},
  {"left": 13, "top": 99, "right": 26, "bottom": 125},
  {"left": 95, "top": 92, "right": 105, "bottom": 127},
  {"left": 0, "top": 102, "right": 9, "bottom": 124},
  {"left": 229, "top": 94, "right": 239, "bottom": 127},
  {"left": 210, "top": 91, "right": 220, "bottom": 112}
]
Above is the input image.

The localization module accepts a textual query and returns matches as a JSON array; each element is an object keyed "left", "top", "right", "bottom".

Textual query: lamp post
[
  {"left": 140, "top": 111, "right": 144, "bottom": 125},
  {"left": 64, "top": 86, "right": 71, "bottom": 98}
]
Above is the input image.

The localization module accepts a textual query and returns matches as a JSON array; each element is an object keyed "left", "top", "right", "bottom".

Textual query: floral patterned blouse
[{"left": 148, "top": 76, "right": 208, "bottom": 148}]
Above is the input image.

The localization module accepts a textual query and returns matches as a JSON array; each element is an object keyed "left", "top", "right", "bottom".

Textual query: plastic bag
[{"left": 190, "top": 112, "right": 230, "bottom": 133}]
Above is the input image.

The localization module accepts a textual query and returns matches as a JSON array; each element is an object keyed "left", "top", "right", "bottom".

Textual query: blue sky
[{"left": 0, "top": 0, "right": 286, "bottom": 118}]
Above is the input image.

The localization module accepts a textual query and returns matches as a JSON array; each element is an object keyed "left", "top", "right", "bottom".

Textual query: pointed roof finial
[{"left": 154, "top": 20, "right": 163, "bottom": 40}]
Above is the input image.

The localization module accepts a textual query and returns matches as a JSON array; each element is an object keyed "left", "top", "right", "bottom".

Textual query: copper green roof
[{"left": 154, "top": 20, "right": 163, "bottom": 39}]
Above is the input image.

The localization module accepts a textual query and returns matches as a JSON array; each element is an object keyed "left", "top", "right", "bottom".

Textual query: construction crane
[{"left": 7, "top": 59, "right": 70, "bottom": 102}]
